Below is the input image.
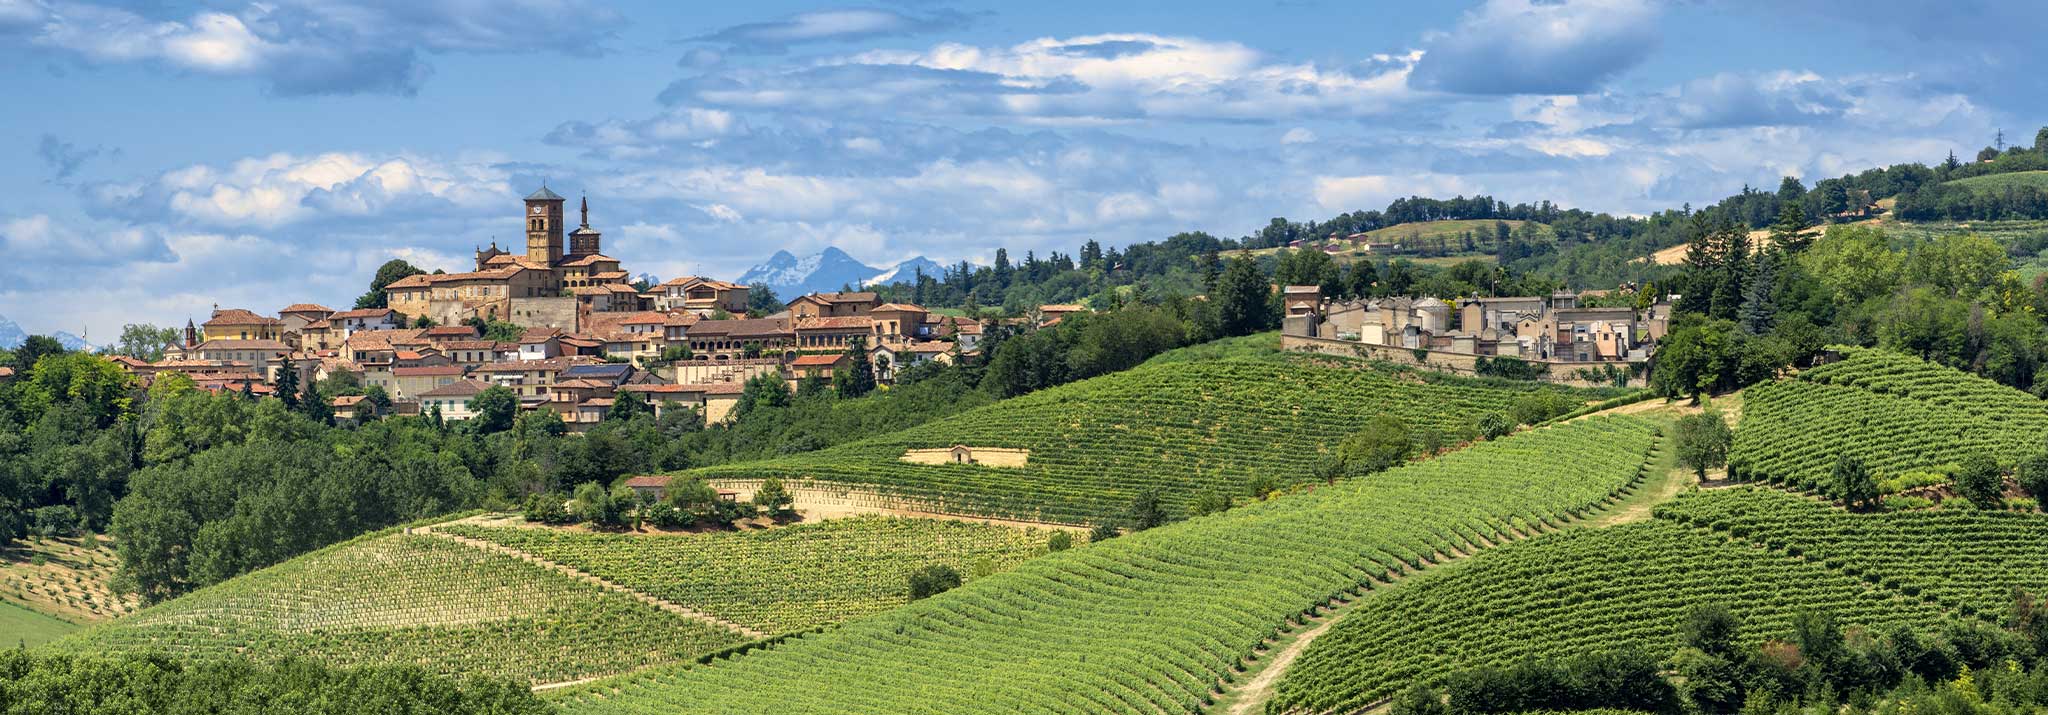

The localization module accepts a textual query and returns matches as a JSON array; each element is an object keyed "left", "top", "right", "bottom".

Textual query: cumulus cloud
[
  {"left": 1313, "top": 173, "right": 1482, "bottom": 213},
  {"left": 11, "top": 0, "right": 621, "bottom": 96},
  {"left": 86, "top": 152, "right": 514, "bottom": 228},
  {"left": 660, "top": 33, "right": 1419, "bottom": 123},
  {"left": 1410, "top": 0, "right": 1658, "bottom": 95},
  {"left": 691, "top": 7, "right": 972, "bottom": 54}
]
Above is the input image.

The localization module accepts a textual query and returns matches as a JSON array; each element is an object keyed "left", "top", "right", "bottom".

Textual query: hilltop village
[{"left": 105, "top": 187, "right": 1024, "bottom": 426}]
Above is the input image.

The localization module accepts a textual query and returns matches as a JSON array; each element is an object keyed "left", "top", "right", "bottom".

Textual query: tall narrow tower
[
  {"left": 569, "top": 195, "right": 603, "bottom": 257},
  {"left": 524, "top": 185, "right": 566, "bottom": 265}
]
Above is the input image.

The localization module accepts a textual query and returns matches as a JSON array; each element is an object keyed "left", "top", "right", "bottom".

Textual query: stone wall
[
  {"left": 1281, "top": 333, "right": 1641, "bottom": 389},
  {"left": 509, "top": 296, "right": 579, "bottom": 332}
]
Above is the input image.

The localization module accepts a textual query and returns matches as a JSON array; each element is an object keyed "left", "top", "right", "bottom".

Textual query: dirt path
[
  {"left": 1225, "top": 601, "right": 1355, "bottom": 715},
  {"left": 409, "top": 526, "right": 768, "bottom": 639}
]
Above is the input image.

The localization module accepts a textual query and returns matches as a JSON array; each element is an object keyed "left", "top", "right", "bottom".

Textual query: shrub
[
  {"left": 1047, "top": 532, "right": 1072, "bottom": 552},
  {"left": 1475, "top": 412, "right": 1513, "bottom": 440},
  {"left": 1339, "top": 415, "right": 1414, "bottom": 475},
  {"left": 907, "top": 564, "right": 962, "bottom": 600},
  {"left": 1954, "top": 452, "right": 2005, "bottom": 509}
]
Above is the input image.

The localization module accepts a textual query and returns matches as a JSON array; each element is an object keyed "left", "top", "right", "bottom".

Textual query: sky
[{"left": 2, "top": 0, "right": 2044, "bottom": 340}]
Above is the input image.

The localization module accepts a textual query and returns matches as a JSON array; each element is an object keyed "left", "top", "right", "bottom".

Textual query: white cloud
[
  {"left": 92, "top": 151, "right": 513, "bottom": 228},
  {"left": 1411, "top": 0, "right": 1658, "bottom": 95},
  {"left": 1281, "top": 127, "right": 1317, "bottom": 145},
  {"left": 1313, "top": 173, "right": 1481, "bottom": 212}
]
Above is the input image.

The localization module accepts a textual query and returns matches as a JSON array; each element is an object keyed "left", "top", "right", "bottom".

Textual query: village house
[
  {"left": 788, "top": 292, "right": 880, "bottom": 319},
  {"left": 1284, "top": 286, "right": 1666, "bottom": 364},
  {"left": 277, "top": 304, "right": 334, "bottom": 334},
  {"left": 655, "top": 276, "right": 750, "bottom": 315},
  {"left": 418, "top": 379, "right": 489, "bottom": 420},
  {"left": 201, "top": 308, "right": 284, "bottom": 341},
  {"left": 328, "top": 308, "right": 403, "bottom": 339},
  {"left": 471, "top": 357, "right": 583, "bottom": 400}
]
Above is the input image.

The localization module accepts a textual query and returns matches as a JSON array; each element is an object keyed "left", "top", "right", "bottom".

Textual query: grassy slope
[
  {"left": 551, "top": 416, "right": 1660, "bottom": 714},
  {"left": 681, "top": 353, "right": 1612, "bottom": 523},
  {"left": 0, "top": 534, "right": 138, "bottom": 624},
  {"left": 52, "top": 530, "right": 749, "bottom": 685},
  {"left": 1, "top": 600, "right": 77, "bottom": 647},
  {"left": 1945, "top": 170, "right": 2048, "bottom": 193},
  {"left": 438, "top": 516, "right": 1061, "bottom": 634}
]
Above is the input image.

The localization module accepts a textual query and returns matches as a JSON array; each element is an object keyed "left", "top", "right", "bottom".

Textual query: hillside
[
  {"left": 1730, "top": 346, "right": 2048, "bottom": 499},
  {"left": 549, "top": 416, "right": 1661, "bottom": 714},
  {"left": 1944, "top": 170, "right": 2048, "bottom": 193},
  {"left": 1223, "top": 219, "right": 1540, "bottom": 262},
  {"left": 437, "top": 516, "right": 1061, "bottom": 634},
  {"left": 1273, "top": 495, "right": 1945, "bottom": 712},
  {"left": 52, "top": 529, "right": 752, "bottom": 685},
  {"left": 680, "top": 354, "right": 1610, "bottom": 523}
]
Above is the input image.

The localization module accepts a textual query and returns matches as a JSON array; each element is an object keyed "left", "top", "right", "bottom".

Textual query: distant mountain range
[
  {"left": 0, "top": 314, "right": 95, "bottom": 353},
  {"left": 735, "top": 248, "right": 949, "bottom": 299}
]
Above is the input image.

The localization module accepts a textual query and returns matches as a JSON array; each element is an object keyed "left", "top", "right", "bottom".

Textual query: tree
[
  {"left": 361, "top": 385, "right": 393, "bottom": 420},
  {"left": 1475, "top": 412, "right": 1513, "bottom": 440},
  {"left": 274, "top": 356, "right": 300, "bottom": 409},
  {"left": 606, "top": 389, "right": 651, "bottom": 422},
  {"left": 1768, "top": 201, "right": 1813, "bottom": 253},
  {"left": 355, "top": 259, "right": 424, "bottom": 309},
  {"left": 746, "top": 283, "right": 781, "bottom": 315},
  {"left": 1339, "top": 414, "right": 1413, "bottom": 475},
  {"left": 9, "top": 335, "right": 66, "bottom": 372},
  {"left": 1681, "top": 604, "right": 1741, "bottom": 657},
  {"left": 1830, "top": 454, "right": 1879, "bottom": 511},
  {"left": 1125, "top": 489, "right": 1167, "bottom": 531},
  {"left": 112, "top": 324, "right": 180, "bottom": 361},
  {"left": 1674, "top": 409, "right": 1732, "bottom": 479},
  {"left": 471, "top": 385, "right": 518, "bottom": 434},
  {"left": 1212, "top": 257, "right": 1272, "bottom": 337},
  {"left": 1189, "top": 490, "right": 1232, "bottom": 516},
  {"left": 1088, "top": 522, "right": 1120, "bottom": 541},
  {"left": 833, "top": 336, "right": 876, "bottom": 398},
  {"left": 570, "top": 481, "right": 620, "bottom": 526},
  {"left": 734, "top": 372, "right": 791, "bottom": 418},
  {"left": 2018, "top": 450, "right": 2048, "bottom": 511},
  {"left": 752, "top": 477, "right": 794, "bottom": 517},
  {"left": 1955, "top": 452, "right": 2005, "bottom": 509},
  {"left": 1047, "top": 531, "right": 1072, "bottom": 552},
  {"left": 907, "top": 564, "right": 962, "bottom": 600}
]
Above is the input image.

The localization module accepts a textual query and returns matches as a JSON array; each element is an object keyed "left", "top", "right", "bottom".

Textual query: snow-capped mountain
[
  {"left": 0, "top": 314, "right": 94, "bottom": 352},
  {"left": 863, "top": 256, "right": 947, "bottom": 288},
  {"left": 0, "top": 315, "right": 25, "bottom": 350}
]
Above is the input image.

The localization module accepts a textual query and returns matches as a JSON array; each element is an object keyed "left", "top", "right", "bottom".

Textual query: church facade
[{"left": 386, "top": 187, "right": 641, "bottom": 328}]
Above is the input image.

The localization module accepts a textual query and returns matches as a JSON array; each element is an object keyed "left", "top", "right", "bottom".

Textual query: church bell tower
[{"left": 524, "top": 185, "right": 566, "bottom": 265}]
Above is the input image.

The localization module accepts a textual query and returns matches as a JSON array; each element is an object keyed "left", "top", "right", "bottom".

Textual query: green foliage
[
  {"left": 1674, "top": 409, "right": 1732, "bottom": 478},
  {"left": 356, "top": 259, "right": 424, "bottom": 310},
  {"left": 833, "top": 336, "right": 876, "bottom": 398},
  {"left": 547, "top": 417, "right": 1658, "bottom": 715},
  {"left": 1125, "top": 489, "right": 1167, "bottom": 531},
  {"left": 1508, "top": 389, "right": 1576, "bottom": 425},
  {"left": 906, "top": 564, "right": 963, "bottom": 601},
  {"left": 1213, "top": 256, "right": 1274, "bottom": 338},
  {"left": 1730, "top": 348, "right": 2048, "bottom": 497},
  {"left": 682, "top": 355, "right": 1598, "bottom": 523},
  {"left": 1339, "top": 414, "right": 1414, "bottom": 475},
  {"left": 1954, "top": 452, "right": 2006, "bottom": 509},
  {"left": 60, "top": 532, "right": 748, "bottom": 684},
  {"left": 111, "top": 323, "right": 181, "bottom": 362},
  {"left": 471, "top": 385, "right": 518, "bottom": 434},
  {"left": 1046, "top": 531, "right": 1072, "bottom": 552},
  {"left": 606, "top": 389, "right": 651, "bottom": 422},
  {"left": 751, "top": 476, "right": 793, "bottom": 516},
  {"left": 2017, "top": 450, "right": 2048, "bottom": 510},
  {"left": 0, "top": 650, "right": 552, "bottom": 715},
  {"left": 1474, "top": 412, "right": 1512, "bottom": 440},
  {"left": 1188, "top": 489, "right": 1233, "bottom": 517},
  {"left": 444, "top": 516, "right": 1049, "bottom": 634},
  {"left": 1831, "top": 455, "right": 1880, "bottom": 511}
]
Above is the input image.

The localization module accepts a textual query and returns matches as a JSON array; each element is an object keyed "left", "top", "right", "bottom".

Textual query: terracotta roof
[
  {"left": 280, "top": 304, "right": 334, "bottom": 314},
  {"left": 621, "top": 384, "right": 696, "bottom": 394},
  {"left": 605, "top": 283, "right": 640, "bottom": 294},
  {"left": 195, "top": 339, "right": 290, "bottom": 351},
  {"left": 580, "top": 398, "right": 615, "bottom": 408},
  {"left": 305, "top": 319, "right": 332, "bottom": 329},
  {"left": 385, "top": 267, "right": 528, "bottom": 289},
  {"left": 909, "top": 341, "right": 953, "bottom": 353},
  {"left": 623, "top": 475, "right": 670, "bottom": 488},
  {"left": 331, "top": 395, "right": 366, "bottom": 407},
  {"left": 558, "top": 336, "right": 602, "bottom": 349},
  {"left": 592, "top": 271, "right": 630, "bottom": 281},
  {"left": 0, "top": 367, "right": 15, "bottom": 379},
  {"left": 1039, "top": 303, "right": 1086, "bottom": 312},
  {"left": 796, "top": 316, "right": 874, "bottom": 331},
  {"left": 792, "top": 291, "right": 877, "bottom": 305},
  {"left": 790, "top": 354, "right": 848, "bottom": 367},
  {"left": 700, "top": 382, "right": 745, "bottom": 396},
  {"left": 872, "top": 303, "right": 927, "bottom": 312},
  {"left": 569, "top": 286, "right": 610, "bottom": 296},
  {"left": 329, "top": 308, "right": 397, "bottom": 320},
  {"left": 393, "top": 365, "right": 468, "bottom": 377},
  {"left": 471, "top": 358, "right": 574, "bottom": 373},
  {"left": 419, "top": 379, "right": 489, "bottom": 398},
  {"left": 107, "top": 355, "right": 152, "bottom": 368},
  {"left": 664, "top": 313, "right": 700, "bottom": 327},
  {"left": 553, "top": 379, "right": 608, "bottom": 390},
  {"left": 561, "top": 254, "right": 620, "bottom": 267},
  {"left": 518, "top": 327, "right": 563, "bottom": 343},
  {"left": 439, "top": 340, "right": 514, "bottom": 351},
  {"left": 619, "top": 312, "right": 670, "bottom": 325},
  {"left": 423, "top": 326, "right": 479, "bottom": 338},
  {"left": 204, "top": 308, "right": 283, "bottom": 326}
]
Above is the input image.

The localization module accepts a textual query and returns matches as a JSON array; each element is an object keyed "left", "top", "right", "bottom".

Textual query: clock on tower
[{"left": 524, "top": 185, "right": 566, "bottom": 265}]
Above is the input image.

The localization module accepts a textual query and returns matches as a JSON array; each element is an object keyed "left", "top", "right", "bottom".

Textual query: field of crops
[
  {"left": 438, "top": 517, "right": 1060, "bottom": 634},
  {"left": 1272, "top": 518, "right": 1940, "bottom": 713},
  {"left": 1946, "top": 170, "right": 2048, "bottom": 194},
  {"left": 1730, "top": 347, "right": 2048, "bottom": 493},
  {"left": 1659, "top": 487, "right": 2048, "bottom": 617},
  {"left": 547, "top": 416, "right": 1660, "bottom": 715},
  {"left": 684, "top": 357, "right": 1603, "bottom": 523},
  {"left": 52, "top": 531, "right": 749, "bottom": 684}
]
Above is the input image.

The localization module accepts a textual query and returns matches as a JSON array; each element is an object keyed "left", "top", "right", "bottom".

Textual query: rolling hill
[
  {"left": 1944, "top": 169, "right": 2048, "bottom": 194},
  {"left": 549, "top": 416, "right": 1662, "bottom": 714},
  {"left": 679, "top": 354, "right": 1613, "bottom": 523}
]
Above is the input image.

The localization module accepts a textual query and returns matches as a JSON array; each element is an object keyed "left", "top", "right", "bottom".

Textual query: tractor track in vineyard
[{"left": 408, "top": 526, "right": 768, "bottom": 640}]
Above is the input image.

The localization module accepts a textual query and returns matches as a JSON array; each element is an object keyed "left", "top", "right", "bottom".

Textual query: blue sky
[{"left": 2, "top": 0, "right": 2042, "bottom": 339}]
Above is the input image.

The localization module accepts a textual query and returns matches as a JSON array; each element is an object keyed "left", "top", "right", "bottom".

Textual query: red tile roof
[
  {"left": 790, "top": 354, "right": 848, "bottom": 367},
  {"left": 203, "top": 308, "right": 283, "bottom": 326},
  {"left": 280, "top": 303, "right": 334, "bottom": 314},
  {"left": 419, "top": 379, "right": 489, "bottom": 398},
  {"left": 329, "top": 308, "right": 397, "bottom": 320},
  {"left": 393, "top": 365, "right": 468, "bottom": 377}
]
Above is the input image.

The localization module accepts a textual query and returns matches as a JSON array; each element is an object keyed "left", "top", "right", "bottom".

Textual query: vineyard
[
  {"left": 547, "top": 416, "right": 1660, "bottom": 715},
  {"left": 52, "top": 530, "right": 749, "bottom": 684},
  {"left": 1730, "top": 347, "right": 2048, "bottom": 493},
  {"left": 1271, "top": 519, "right": 1941, "bottom": 713},
  {"left": 437, "top": 516, "right": 1060, "bottom": 634},
  {"left": 1658, "top": 486, "right": 2048, "bottom": 617},
  {"left": 681, "top": 356, "right": 1606, "bottom": 523}
]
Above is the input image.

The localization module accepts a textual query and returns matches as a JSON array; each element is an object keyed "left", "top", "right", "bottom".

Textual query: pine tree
[
  {"left": 1738, "top": 249, "right": 1778, "bottom": 335},
  {"left": 274, "top": 356, "right": 300, "bottom": 409},
  {"left": 1768, "top": 201, "right": 1813, "bottom": 253}
]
